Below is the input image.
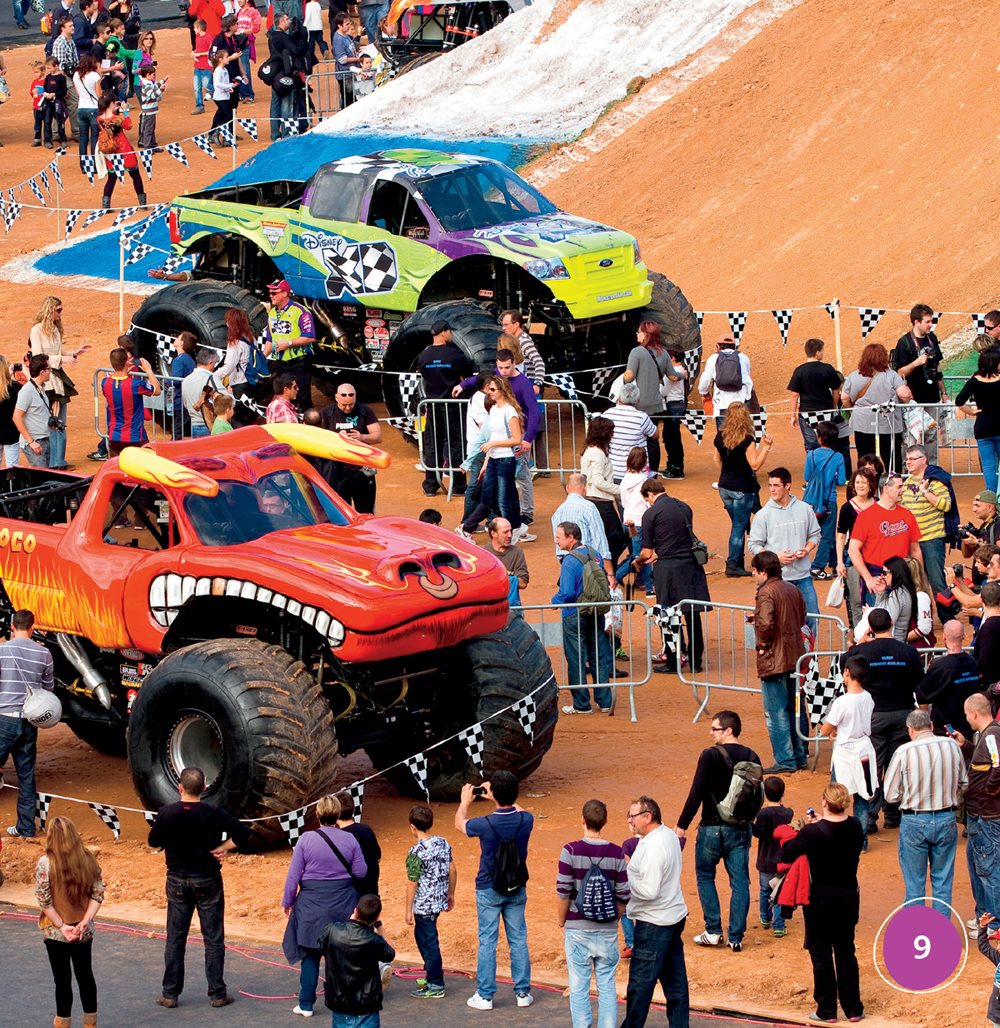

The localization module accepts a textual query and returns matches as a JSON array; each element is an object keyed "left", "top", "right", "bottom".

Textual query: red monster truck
[{"left": 0, "top": 425, "right": 557, "bottom": 841}]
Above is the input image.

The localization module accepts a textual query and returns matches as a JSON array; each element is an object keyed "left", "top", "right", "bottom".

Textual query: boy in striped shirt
[
  {"left": 138, "top": 64, "right": 169, "bottom": 150},
  {"left": 101, "top": 346, "right": 160, "bottom": 455}
]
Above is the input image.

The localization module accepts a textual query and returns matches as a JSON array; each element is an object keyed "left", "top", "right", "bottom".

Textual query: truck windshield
[
  {"left": 418, "top": 164, "right": 557, "bottom": 232},
  {"left": 183, "top": 470, "right": 347, "bottom": 545}
]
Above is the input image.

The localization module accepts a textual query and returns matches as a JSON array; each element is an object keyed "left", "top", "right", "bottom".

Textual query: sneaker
[
  {"left": 728, "top": 941, "right": 742, "bottom": 952},
  {"left": 762, "top": 765, "right": 797, "bottom": 775},
  {"left": 87, "top": 450, "right": 108, "bottom": 462},
  {"left": 808, "top": 1015, "right": 837, "bottom": 1024},
  {"left": 561, "top": 705, "right": 592, "bottom": 715},
  {"left": 155, "top": 995, "right": 178, "bottom": 1008},
  {"left": 516, "top": 993, "right": 534, "bottom": 1008},
  {"left": 615, "top": 647, "right": 628, "bottom": 660},
  {"left": 644, "top": 589, "right": 656, "bottom": 598},
  {"left": 517, "top": 531, "right": 537, "bottom": 542},
  {"left": 454, "top": 525, "right": 475, "bottom": 541},
  {"left": 5, "top": 826, "right": 33, "bottom": 838},
  {"left": 381, "top": 964, "right": 393, "bottom": 988},
  {"left": 597, "top": 706, "right": 612, "bottom": 713},
  {"left": 773, "top": 928, "right": 788, "bottom": 938},
  {"left": 411, "top": 985, "right": 445, "bottom": 999},
  {"left": 467, "top": 993, "right": 494, "bottom": 1010},
  {"left": 210, "top": 995, "right": 234, "bottom": 1007},
  {"left": 292, "top": 1006, "right": 315, "bottom": 1017},
  {"left": 811, "top": 569, "right": 831, "bottom": 580},
  {"left": 622, "top": 946, "right": 633, "bottom": 958},
  {"left": 725, "top": 565, "right": 752, "bottom": 578},
  {"left": 759, "top": 919, "right": 772, "bottom": 929},
  {"left": 967, "top": 916, "right": 980, "bottom": 930},
  {"left": 692, "top": 930, "right": 723, "bottom": 947}
]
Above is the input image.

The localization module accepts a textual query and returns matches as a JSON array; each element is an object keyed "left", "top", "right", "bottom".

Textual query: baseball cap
[
  {"left": 976, "top": 490, "right": 999, "bottom": 506},
  {"left": 431, "top": 320, "right": 451, "bottom": 336},
  {"left": 267, "top": 278, "right": 292, "bottom": 293}
]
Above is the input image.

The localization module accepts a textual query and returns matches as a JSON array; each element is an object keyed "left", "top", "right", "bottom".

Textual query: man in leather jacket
[{"left": 320, "top": 894, "right": 395, "bottom": 1026}]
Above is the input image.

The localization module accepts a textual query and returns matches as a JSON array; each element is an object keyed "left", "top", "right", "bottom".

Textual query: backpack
[
  {"left": 243, "top": 343, "right": 270, "bottom": 386},
  {"left": 574, "top": 855, "right": 618, "bottom": 923},
  {"left": 714, "top": 349, "right": 743, "bottom": 391},
  {"left": 714, "top": 746, "right": 764, "bottom": 825},
  {"left": 568, "top": 547, "right": 612, "bottom": 616},
  {"left": 802, "top": 450, "right": 839, "bottom": 518},
  {"left": 97, "top": 123, "right": 117, "bottom": 154},
  {"left": 489, "top": 813, "right": 529, "bottom": 896}
]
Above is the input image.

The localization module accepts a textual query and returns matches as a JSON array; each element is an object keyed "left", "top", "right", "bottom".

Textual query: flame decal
[
  {"left": 262, "top": 423, "right": 392, "bottom": 470},
  {"left": 118, "top": 448, "right": 220, "bottom": 496}
]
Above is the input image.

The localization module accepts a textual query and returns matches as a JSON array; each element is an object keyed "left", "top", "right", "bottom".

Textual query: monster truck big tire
[
  {"left": 381, "top": 300, "right": 501, "bottom": 418},
  {"left": 130, "top": 281, "right": 268, "bottom": 373},
  {"left": 68, "top": 719, "right": 129, "bottom": 757},
  {"left": 640, "top": 271, "right": 702, "bottom": 357},
  {"left": 127, "top": 639, "right": 338, "bottom": 845},
  {"left": 395, "top": 52, "right": 439, "bottom": 77},
  {"left": 364, "top": 616, "right": 558, "bottom": 801}
]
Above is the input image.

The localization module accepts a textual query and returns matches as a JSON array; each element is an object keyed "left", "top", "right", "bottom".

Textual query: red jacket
[
  {"left": 773, "top": 822, "right": 810, "bottom": 908},
  {"left": 189, "top": 0, "right": 225, "bottom": 39},
  {"left": 99, "top": 113, "right": 137, "bottom": 170}
]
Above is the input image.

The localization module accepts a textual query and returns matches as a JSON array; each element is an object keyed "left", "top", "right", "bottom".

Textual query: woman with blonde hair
[
  {"left": 36, "top": 816, "right": 105, "bottom": 1028},
  {"left": 281, "top": 794, "right": 367, "bottom": 1017},
  {"left": 713, "top": 402, "right": 773, "bottom": 576},
  {"left": 28, "top": 296, "right": 87, "bottom": 470},
  {"left": 0, "top": 356, "right": 23, "bottom": 468},
  {"left": 903, "top": 555, "right": 935, "bottom": 647}
]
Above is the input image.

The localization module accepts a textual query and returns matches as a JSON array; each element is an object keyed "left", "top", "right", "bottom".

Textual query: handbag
[{"left": 825, "top": 575, "right": 845, "bottom": 608}]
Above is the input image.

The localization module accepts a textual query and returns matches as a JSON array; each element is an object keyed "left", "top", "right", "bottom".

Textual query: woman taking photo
[
  {"left": 955, "top": 345, "right": 1000, "bottom": 492},
  {"left": 780, "top": 782, "right": 865, "bottom": 1024},
  {"left": 579, "top": 416, "right": 626, "bottom": 568},
  {"left": 282, "top": 795, "right": 366, "bottom": 1018},
  {"left": 713, "top": 402, "right": 772, "bottom": 578},
  {"left": 622, "top": 320, "right": 669, "bottom": 473},
  {"left": 170, "top": 331, "right": 198, "bottom": 439},
  {"left": 96, "top": 94, "right": 146, "bottom": 209},
  {"left": 0, "top": 356, "right": 23, "bottom": 468},
  {"left": 36, "top": 816, "right": 105, "bottom": 1028},
  {"left": 457, "top": 375, "right": 523, "bottom": 538},
  {"left": 841, "top": 343, "right": 908, "bottom": 472},
  {"left": 872, "top": 555, "right": 921, "bottom": 644},
  {"left": 835, "top": 467, "right": 879, "bottom": 630}
]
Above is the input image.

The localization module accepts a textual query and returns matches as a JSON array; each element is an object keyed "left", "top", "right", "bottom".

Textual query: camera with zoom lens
[
  {"left": 48, "top": 416, "right": 66, "bottom": 432},
  {"left": 959, "top": 522, "right": 978, "bottom": 539}
]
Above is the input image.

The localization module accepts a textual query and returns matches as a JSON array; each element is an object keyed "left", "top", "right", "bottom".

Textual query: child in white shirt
[{"left": 304, "top": 0, "right": 328, "bottom": 59}]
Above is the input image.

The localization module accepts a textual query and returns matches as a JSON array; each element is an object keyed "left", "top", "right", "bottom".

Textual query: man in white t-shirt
[{"left": 820, "top": 654, "right": 877, "bottom": 850}]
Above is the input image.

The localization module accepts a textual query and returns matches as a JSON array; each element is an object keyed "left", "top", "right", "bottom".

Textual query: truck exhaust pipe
[{"left": 55, "top": 634, "right": 112, "bottom": 710}]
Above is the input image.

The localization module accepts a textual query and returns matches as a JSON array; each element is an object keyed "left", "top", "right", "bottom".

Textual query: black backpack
[
  {"left": 714, "top": 746, "right": 764, "bottom": 825},
  {"left": 489, "top": 813, "right": 529, "bottom": 896},
  {"left": 575, "top": 856, "right": 618, "bottom": 923},
  {"left": 714, "top": 349, "right": 743, "bottom": 391}
]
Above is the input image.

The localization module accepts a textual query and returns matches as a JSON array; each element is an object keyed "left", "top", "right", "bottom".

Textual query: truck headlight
[
  {"left": 523, "top": 257, "right": 569, "bottom": 281},
  {"left": 633, "top": 240, "right": 641, "bottom": 265}
]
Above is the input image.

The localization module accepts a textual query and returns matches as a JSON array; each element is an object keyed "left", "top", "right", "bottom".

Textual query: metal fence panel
[
  {"left": 305, "top": 64, "right": 346, "bottom": 123},
  {"left": 92, "top": 367, "right": 188, "bottom": 445}
]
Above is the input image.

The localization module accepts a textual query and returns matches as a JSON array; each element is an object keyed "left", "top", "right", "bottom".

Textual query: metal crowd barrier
[
  {"left": 92, "top": 367, "right": 188, "bottom": 446},
  {"left": 670, "top": 599, "right": 849, "bottom": 723},
  {"left": 305, "top": 64, "right": 349, "bottom": 122},
  {"left": 416, "top": 397, "right": 590, "bottom": 499},
  {"left": 513, "top": 599, "right": 653, "bottom": 723}
]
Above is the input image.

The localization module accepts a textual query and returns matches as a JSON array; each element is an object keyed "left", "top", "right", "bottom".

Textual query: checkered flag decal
[
  {"left": 238, "top": 117, "right": 258, "bottom": 141},
  {"left": 694, "top": 311, "right": 704, "bottom": 328},
  {"left": 281, "top": 118, "right": 300, "bottom": 136},
  {"left": 64, "top": 210, "right": 82, "bottom": 237},
  {"left": 138, "top": 147, "right": 154, "bottom": 178},
  {"left": 511, "top": 694, "right": 537, "bottom": 742},
  {"left": 751, "top": 406, "right": 768, "bottom": 442},
  {"left": 348, "top": 781, "right": 364, "bottom": 823},
  {"left": 125, "top": 242, "right": 156, "bottom": 266},
  {"left": 49, "top": 159, "right": 63, "bottom": 189},
  {"left": 89, "top": 801, "right": 121, "bottom": 840},
  {"left": 82, "top": 209, "right": 108, "bottom": 230},
  {"left": 3, "top": 194, "right": 21, "bottom": 232},
  {"left": 29, "top": 177, "right": 46, "bottom": 206},
  {"left": 398, "top": 372, "right": 422, "bottom": 415},
  {"left": 650, "top": 604, "right": 682, "bottom": 656},
  {"left": 36, "top": 792, "right": 53, "bottom": 832},
  {"left": 681, "top": 344, "right": 702, "bottom": 380},
  {"left": 192, "top": 133, "right": 217, "bottom": 159},
  {"left": 113, "top": 206, "right": 139, "bottom": 228},
  {"left": 404, "top": 753, "right": 430, "bottom": 798},
  {"left": 165, "top": 142, "right": 189, "bottom": 168},
  {"left": 727, "top": 311, "right": 747, "bottom": 345},
  {"left": 592, "top": 365, "right": 621, "bottom": 397},
  {"left": 547, "top": 372, "right": 578, "bottom": 400},
  {"left": 824, "top": 302, "right": 837, "bottom": 319},
  {"left": 683, "top": 409, "right": 706, "bottom": 443},
  {"left": 972, "top": 313, "right": 988, "bottom": 333},
  {"left": 143, "top": 810, "right": 157, "bottom": 826},
  {"left": 279, "top": 806, "right": 310, "bottom": 845},
  {"left": 771, "top": 309, "right": 793, "bottom": 347},
  {"left": 800, "top": 655, "right": 844, "bottom": 727},
  {"left": 458, "top": 723, "right": 486, "bottom": 769},
  {"left": 858, "top": 307, "right": 885, "bottom": 338}
]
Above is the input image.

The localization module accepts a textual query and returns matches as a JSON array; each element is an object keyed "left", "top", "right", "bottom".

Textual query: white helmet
[{"left": 23, "top": 689, "right": 62, "bottom": 729}]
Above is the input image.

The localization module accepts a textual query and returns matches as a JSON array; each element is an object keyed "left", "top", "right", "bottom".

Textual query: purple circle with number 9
[{"left": 883, "top": 906, "right": 963, "bottom": 990}]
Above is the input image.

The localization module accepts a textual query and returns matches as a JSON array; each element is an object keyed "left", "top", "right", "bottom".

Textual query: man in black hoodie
[{"left": 267, "top": 12, "right": 310, "bottom": 140}]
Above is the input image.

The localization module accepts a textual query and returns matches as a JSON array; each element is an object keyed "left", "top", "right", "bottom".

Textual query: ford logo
[{"left": 599, "top": 258, "right": 613, "bottom": 268}]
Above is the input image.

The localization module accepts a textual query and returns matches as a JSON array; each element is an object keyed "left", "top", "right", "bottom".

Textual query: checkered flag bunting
[
  {"left": 511, "top": 693, "right": 537, "bottom": 742},
  {"left": 38, "top": 169, "right": 50, "bottom": 194},
  {"left": 138, "top": 148, "right": 154, "bottom": 178},
  {"left": 727, "top": 311, "right": 747, "bottom": 345},
  {"left": 192, "top": 133, "right": 217, "bottom": 159},
  {"left": 385, "top": 415, "right": 417, "bottom": 441},
  {"left": 107, "top": 152, "right": 125, "bottom": 178},
  {"left": 64, "top": 210, "right": 82, "bottom": 237},
  {"left": 751, "top": 406, "right": 769, "bottom": 442},
  {"left": 458, "top": 723, "right": 486, "bottom": 769},
  {"left": 347, "top": 781, "right": 364, "bottom": 823},
  {"left": 281, "top": 118, "right": 301, "bottom": 136},
  {"left": 694, "top": 311, "right": 704, "bottom": 327},
  {"left": 28, "top": 177, "right": 46, "bottom": 205},
  {"left": 404, "top": 753, "right": 430, "bottom": 798},
  {"left": 238, "top": 117, "right": 258, "bottom": 141},
  {"left": 113, "top": 206, "right": 139, "bottom": 227},
  {"left": 89, "top": 802, "right": 121, "bottom": 840},
  {"left": 972, "top": 313, "right": 988, "bottom": 333},
  {"left": 80, "top": 154, "right": 96, "bottom": 184},
  {"left": 649, "top": 604, "right": 683, "bottom": 657},
  {"left": 800, "top": 409, "right": 831, "bottom": 428},
  {"left": 682, "top": 409, "right": 706, "bottom": 443},
  {"left": 165, "top": 142, "right": 189, "bottom": 167},
  {"left": 931, "top": 310, "right": 943, "bottom": 328},
  {"left": 217, "top": 123, "right": 236, "bottom": 147},
  {"left": 153, "top": 332, "right": 175, "bottom": 369},
  {"left": 125, "top": 242, "right": 156, "bottom": 266},
  {"left": 36, "top": 792, "right": 53, "bottom": 832},
  {"left": 547, "top": 372, "right": 578, "bottom": 400},
  {"left": 82, "top": 209, "right": 109, "bottom": 230},
  {"left": 857, "top": 307, "right": 885, "bottom": 338},
  {"left": 771, "top": 309, "right": 793, "bottom": 347},
  {"left": 278, "top": 806, "right": 310, "bottom": 845},
  {"left": 143, "top": 810, "right": 157, "bottom": 826},
  {"left": 3, "top": 195, "right": 21, "bottom": 232},
  {"left": 592, "top": 365, "right": 621, "bottom": 397},
  {"left": 823, "top": 301, "right": 837, "bottom": 319},
  {"left": 800, "top": 656, "right": 844, "bottom": 727},
  {"left": 49, "top": 160, "right": 63, "bottom": 189},
  {"left": 162, "top": 253, "right": 193, "bottom": 275},
  {"left": 398, "top": 372, "right": 422, "bottom": 415},
  {"left": 681, "top": 344, "right": 702, "bottom": 380}
]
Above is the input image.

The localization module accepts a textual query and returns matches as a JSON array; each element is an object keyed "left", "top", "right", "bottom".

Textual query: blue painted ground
[{"left": 33, "top": 133, "right": 543, "bottom": 285}]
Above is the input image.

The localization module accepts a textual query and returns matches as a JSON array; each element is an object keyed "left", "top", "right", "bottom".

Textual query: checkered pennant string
[
  {"left": 278, "top": 807, "right": 310, "bottom": 845},
  {"left": 751, "top": 406, "right": 768, "bottom": 442},
  {"left": 931, "top": 310, "right": 943, "bottom": 329},
  {"left": 143, "top": 810, "right": 157, "bottom": 826},
  {"left": 681, "top": 344, "right": 702, "bottom": 380},
  {"left": 217, "top": 123, "right": 235, "bottom": 147},
  {"left": 800, "top": 410, "right": 829, "bottom": 428},
  {"left": 682, "top": 409, "right": 706, "bottom": 443},
  {"left": 857, "top": 307, "right": 885, "bottom": 338},
  {"left": 727, "top": 311, "right": 748, "bottom": 345},
  {"left": 592, "top": 365, "right": 621, "bottom": 397},
  {"left": 162, "top": 253, "right": 193, "bottom": 275},
  {"left": 385, "top": 415, "right": 417, "bottom": 441},
  {"left": 236, "top": 393, "right": 267, "bottom": 416},
  {"left": 404, "top": 753, "right": 430, "bottom": 798},
  {"left": 650, "top": 604, "right": 682, "bottom": 656},
  {"left": 2, "top": 195, "right": 21, "bottom": 233},
  {"left": 113, "top": 206, "right": 139, "bottom": 227},
  {"left": 154, "top": 332, "right": 175, "bottom": 369},
  {"left": 281, "top": 118, "right": 300, "bottom": 136},
  {"left": 823, "top": 302, "right": 837, "bottom": 319},
  {"left": 972, "top": 313, "right": 988, "bottom": 333},
  {"left": 107, "top": 152, "right": 126, "bottom": 178},
  {"left": 458, "top": 723, "right": 485, "bottom": 769},
  {"left": 547, "top": 372, "right": 578, "bottom": 400},
  {"left": 82, "top": 209, "right": 109, "bottom": 230},
  {"left": 138, "top": 147, "right": 154, "bottom": 178},
  {"left": 355, "top": 362, "right": 381, "bottom": 373},
  {"left": 38, "top": 168, "right": 50, "bottom": 193},
  {"left": 238, "top": 117, "right": 258, "bottom": 141},
  {"left": 28, "top": 177, "right": 46, "bottom": 206},
  {"left": 192, "top": 133, "right": 217, "bottom": 159},
  {"left": 80, "top": 153, "right": 96, "bottom": 184},
  {"left": 694, "top": 311, "right": 704, "bottom": 327},
  {"left": 511, "top": 694, "right": 537, "bottom": 742},
  {"left": 64, "top": 210, "right": 82, "bottom": 237},
  {"left": 771, "top": 309, "right": 793, "bottom": 347},
  {"left": 36, "top": 792, "right": 53, "bottom": 832},
  {"left": 89, "top": 802, "right": 121, "bottom": 841},
  {"left": 165, "top": 141, "right": 189, "bottom": 168},
  {"left": 348, "top": 781, "right": 364, "bottom": 823},
  {"left": 398, "top": 372, "right": 422, "bottom": 415},
  {"left": 124, "top": 242, "right": 156, "bottom": 266},
  {"left": 49, "top": 160, "right": 63, "bottom": 189}
]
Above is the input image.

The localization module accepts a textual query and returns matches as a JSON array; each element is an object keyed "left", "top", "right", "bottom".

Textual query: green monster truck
[{"left": 132, "top": 149, "right": 700, "bottom": 408}]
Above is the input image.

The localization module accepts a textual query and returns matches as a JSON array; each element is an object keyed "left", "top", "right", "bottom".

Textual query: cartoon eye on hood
[{"left": 398, "top": 552, "right": 462, "bottom": 601}]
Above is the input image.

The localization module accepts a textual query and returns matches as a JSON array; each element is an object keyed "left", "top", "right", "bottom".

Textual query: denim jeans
[
  {"left": 0, "top": 715, "right": 39, "bottom": 835},
  {"left": 3, "top": 441, "right": 20, "bottom": 467},
  {"left": 694, "top": 824, "right": 751, "bottom": 944},
  {"left": 269, "top": 87, "right": 294, "bottom": 140},
  {"left": 977, "top": 437, "right": 1000, "bottom": 493},
  {"left": 761, "top": 673, "right": 808, "bottom": 770},
  {"left": 967, "top": 816, "right": 1000, "bottom": 928},
  {"left": 238, "top": 49, "right": 255, "bottom": 100},
  {"left": 621, "top": 917, "right": 689, "bottom": 1028},
  {"left": 758, "top": 870, "right": 785, "bottom": 930},
  {"left": 482, "top": 455, "right": 520, "bottom": 527},
  {"left": 360, "top": 0, "right": 389, "bottom": 43},
  {"left": 24, "top": 439, "right": 51, "bottom": 467},
  {"left": 474, "top": 887, "right": 530, "bottom": 999},
  {"left": 791, "top": 575, "right": 819, "bottom": 636},
  {"left": 562, "top": 609, "right": 614, "bottom": 712},
  {"left": 163, "top": 874, "right": 227, "bottom": 1000},
  {"left": 616, "top": 532, "right": 652, "bottom": 593},
  {"left": 78, "top": 108, "right": 99, "bottom": 159},
  {"left": 919, "top": 536, "right": 947, "bottom": 602},
  {"left": 298, "top": 947, "right": 320, "bottom": 1011},
  {"left": 462, "top": 450, "right": 485, "bottom": 521},
  {"left": 798, "top": 414, "right": 820, "bottom": 452},
  {"left": 332, "top": 1014, "right": 380, "bottom": 1028},
  {"left": 48, "top": 427, "right": 67, "bottom": 468},
  {"left": 191, "top": 423, "right": 210, "bottom": 438},
  {"left": 718, "top": 488, "right": 755, "bottom": 569},
  {"left": 414, "top": 912, "right": 443, "bottom": 989},
  {"left": 812, "top": 511, "right": 836, "bottom": 572},
  {"left": 621, "top": 913, "right": 635, "bottom": 948},
  {"left": 193, "top": 68, "right": 212, "bottom": 109},
  {"left": 564, "top": 928, "right": 619, "bottom": 1028},
  {"left": 898, "top": 811, "right": 957, "bottom": 913},
  {"left": 12, "top": 0, "right": 29, "bottom": 26}
]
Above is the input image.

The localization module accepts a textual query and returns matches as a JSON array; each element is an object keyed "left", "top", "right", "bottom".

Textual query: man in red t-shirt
[{"left": 847, "top": 472, "right": 923, "bottom": 602}]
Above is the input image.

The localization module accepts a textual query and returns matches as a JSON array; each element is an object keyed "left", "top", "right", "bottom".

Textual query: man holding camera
[
  {"left": 961, "top": 491, "right": 1000, "bottom": 558},
  {"left": 319, "top": 383, "right": 381, "bottom": 513},
  {"left": 13, "top": 355, "right": 57, "bottom": 468},
  {"left": 893, "top": 304, "right": 947, "bottom": 462},
  {"left": 181, "top": 348, "right": 229, "bottom": 438}
]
